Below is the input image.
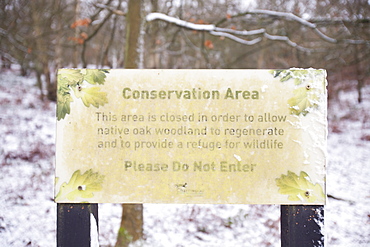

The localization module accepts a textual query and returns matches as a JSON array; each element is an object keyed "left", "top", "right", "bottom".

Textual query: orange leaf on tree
[
  {"left": 204, "top": 40, "right": 214, "bottom": 49},
  {"left": 70, "top": 18, "right": 91, "bottom": 29},
  {"left": 80, "top": 32, "right": 88, "bottom": 40},
  {"left": 68, "top": 36, "right": 85, "bottom": 44}
]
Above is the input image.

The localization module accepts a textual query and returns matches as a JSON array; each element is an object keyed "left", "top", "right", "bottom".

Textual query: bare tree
[
  {"left": 144, "top": 0, "right": 369, "bottom": 102},
  {"left": 115, "top": 2, "right": 144, "bottom": 246}
]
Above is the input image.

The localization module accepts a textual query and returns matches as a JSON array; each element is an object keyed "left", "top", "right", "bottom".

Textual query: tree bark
[
  {"left": 123, "top": 0, "right": 142, "bottom": 69},
  {"left": 73, "top": 0, "right": 80, "bottom": 67},
  {"left": 115, "top": 204, "right": 144, "bottom": 247},
  {"left": 115, "top": 0, "right": 144, "bottom": 246}
]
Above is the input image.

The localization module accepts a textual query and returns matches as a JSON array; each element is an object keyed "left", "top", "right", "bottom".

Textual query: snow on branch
[
  {"left": 250, "top": 9, "right": 336, "bottom": 43},
  {"left": 251, "top": 9, "right": 317, "bottom": 28},
  {"left": 146, "top": 12, "right": 265, "bottom": 47},
  {"left": 230, "top": 9, "right": 370, "bottom": 45},
  {"left": 146, "top": 11, "right": 370, "bottom": 50},
  {"left": 146, "top": 13, "right": 216, "bottom": 31},
  {"left": 210, "top": 31, "right": 261, "bottom": 45},
  {"left": 217, "top": 9, "right": 338, "bottom": 44},
  {"left": 93, "top": 3, "right": 126, "bottom": 16},
  {"left": 215, "top": 27, "right": 266, "bottom": 36},
  {"left": 263, "top": 33, "right": 313, "bottom": 52},
  {"left": 146, "top": 12, "right": 316, "bottom": 51}
]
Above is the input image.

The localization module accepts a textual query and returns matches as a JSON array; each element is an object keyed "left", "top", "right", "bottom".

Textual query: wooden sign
[{"left": 55, "top": 69, "right": 327, "bottom": 204}]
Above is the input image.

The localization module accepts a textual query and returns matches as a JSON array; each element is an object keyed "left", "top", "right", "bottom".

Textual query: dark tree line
[{"left": 1, "top": 0, "right": 369, "bottom": 102}]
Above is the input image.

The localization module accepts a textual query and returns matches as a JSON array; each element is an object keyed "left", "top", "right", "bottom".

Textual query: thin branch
[
  {"left": 181, "top": 29, "right": 202, "bottom": 51},
  {"left": 311, "top": 28, "right": 337, "bottom": 43},
  {"left": 210, "top": 31, "right": 261, "bottom": 45},
  {"left": 88, "top": 0, "right": 114, "bottom": 25},
  {"left": 0, "top": 50, "right": 18, "bottom": 64},
  {"left": 263, "top": 33, "right": 314, "bottom": 52},
  {"left": 94, "top": 3, "right": 126, "bottom": 16},
  {"left": 223, "top": 43, "right": 274, "bottom": 68},
  {"left": 200, "top": 32, "right": 212, "bottom": 69},
  {"left": 147, "top": 13, "right": 267, "bottom": 46},
  {"left": 146, "top": 13, "right": 215, "bottom": 31},
  {"left": 81, "top": 2, "right": 119, "bottom": 67},
  {"left": 146, "top": 12, "right": 325, "bottom": 52},
  {"left": 251, "top": 9, "right": 317, "bottom": 28},
  {"left": 85, "top": 10, "right": 114, "bottom": 43},
  {"left": 214, "top": 27, "right": 265, "bottom": 36},
  {"left": 215, "top": 9, "right": 370, "bottom": 45},
  {"left": 309, "top": 18, "right": 370, "bottom": 26},
  {"left": 0, "top": 27, "right": 28, "bottom": 54},
  {"left": 327, "top": 194, "right": 355, "bottom": 204}
]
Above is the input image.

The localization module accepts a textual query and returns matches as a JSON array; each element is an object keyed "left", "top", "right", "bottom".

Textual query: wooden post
[
  {"left": 57, "top": 203, "right": 99, "bottom": 247},
  {"left": 281, "top": 205, "right": 324, "bottom": 247}
]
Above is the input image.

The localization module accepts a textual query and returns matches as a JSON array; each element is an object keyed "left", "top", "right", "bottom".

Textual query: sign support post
[
  {"left": 56, "top": 204, "right": 325, "bottom": 247},
  {"left": 281, "top": 205, "right": 324, "bottom": 246},
  {"left": 57, "top": 203, "right": 98, "bottom": 247}
]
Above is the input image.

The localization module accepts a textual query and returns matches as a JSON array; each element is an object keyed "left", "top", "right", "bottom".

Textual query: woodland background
[
  {"left": 0, "top": 0, "right": 369, "bottom": 246},
  {"left": 1, "top": 0, "right": 369, "bottom": 101}
]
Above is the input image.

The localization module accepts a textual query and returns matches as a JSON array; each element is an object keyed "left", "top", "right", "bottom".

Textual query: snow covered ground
[{"left": 0, "top": 70, "right": 369, "bottom": 246}]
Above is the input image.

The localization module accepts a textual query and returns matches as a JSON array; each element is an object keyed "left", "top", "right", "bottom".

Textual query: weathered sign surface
[{"left": 55, "top": 69, "right": 327, "bottom": 204}]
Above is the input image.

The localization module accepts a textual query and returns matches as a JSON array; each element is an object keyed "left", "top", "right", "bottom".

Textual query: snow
[
  {"left": 146, "top": 13, "right": 216, "bottom": 31},
  {"left": 1, "top": 70, "right": 370, "bottom": 246},
  {"left": 244, "top": 9, "right": 312, "bottom": 29},
  {"left": 91, "top": 213, "right": 99, "bottom": 247},
  {"left": 145, "top": 12, "right": 325, "bottom": 52},
  {"left": 209, "top": 31, "right": 261, "bottom": 45}
]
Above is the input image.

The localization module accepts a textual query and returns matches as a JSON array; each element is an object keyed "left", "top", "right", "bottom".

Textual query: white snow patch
[
  {"left": 0, "top": 71, "right": 369, "bottom": 246},
  {"left": 91, "top": 213, "right": 99, "bottom": 247},
  {"left": 233, "top": 154, "right": 242, "bottom": 161}
]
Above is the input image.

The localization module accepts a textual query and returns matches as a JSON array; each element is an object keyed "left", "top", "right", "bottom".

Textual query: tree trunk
[
  {"left": 354, "top": 44, "right": 364, "bottom": 103},
  {"left": 30, "top": 0, "right": 46, "bottom": 101},
  {"left": 149, "top": 0, "right": 160, "bottom": 68},
  {"left": 115, "top": 0, "right": 144, "bottom": 246},
  {"left": 115, "top": 204, "right": 144, "bottom": 247},
  {"left": 123, "top": 0, "right": 142, "bottom": 69},
  {"left": 73, "top": 0, "right": 80, "bottom": 67}
]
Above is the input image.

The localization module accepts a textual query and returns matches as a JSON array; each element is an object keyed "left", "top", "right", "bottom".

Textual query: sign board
[{"left": 55, "top": 69, "right": 327, "bottom": 204}]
